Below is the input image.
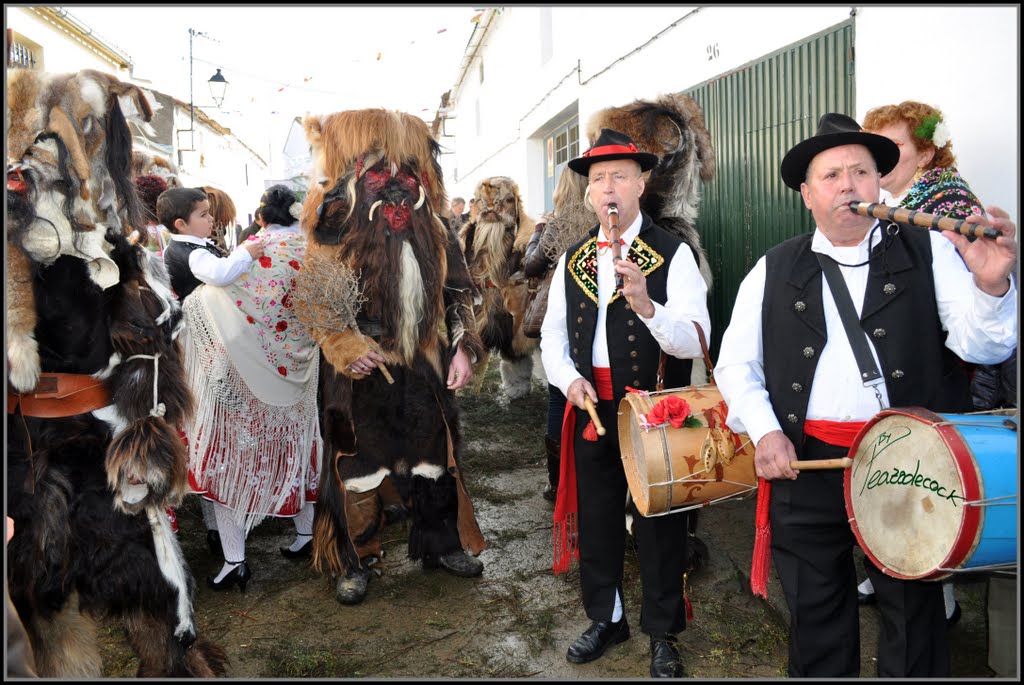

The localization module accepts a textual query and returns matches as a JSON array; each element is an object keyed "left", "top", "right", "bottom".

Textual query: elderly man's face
[
  {"left": 800, "top": 144, "right": 880, "bottom": 240},
  {"left": 451, "top": 199, "right": 465, "bottom": 215},
  {"left": 587, "top": 159, "right": 645, "bottom": 233}
]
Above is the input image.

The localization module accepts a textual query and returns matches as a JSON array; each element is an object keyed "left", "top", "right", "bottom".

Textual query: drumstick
[
  {"left": 583, "top": 396, "right": 606, "bottom": 436},
  {"left": 376, "top": 362, "right": 395, "bottom": 384},
  {"left": 790, "top": 457, "right": 852, "bottom": 470}
]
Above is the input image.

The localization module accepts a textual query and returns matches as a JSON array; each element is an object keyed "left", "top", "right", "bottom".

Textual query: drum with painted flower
[{"left": 618, "top": 385, "right": 756, "bottom": 517}]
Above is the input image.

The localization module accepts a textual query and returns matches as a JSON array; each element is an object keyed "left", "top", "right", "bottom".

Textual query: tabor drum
[
  {"left": 845, "top": 407, "right": 1018, "bottom": 581},
  {"left": 618, "top": 385, "right": 756, "bottom": 517}
]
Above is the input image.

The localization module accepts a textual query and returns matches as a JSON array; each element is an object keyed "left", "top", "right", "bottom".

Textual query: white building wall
[
  {"left": 7, "top": 7, "right": 129, "bottom": 75},
  {"left": 451, "top": 6, "right": 1018, "bottom": 221}
]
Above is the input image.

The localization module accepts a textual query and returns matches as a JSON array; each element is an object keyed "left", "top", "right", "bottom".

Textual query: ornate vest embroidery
[{"left": 567, "top": 235, "right": 665, "bottom": 304}]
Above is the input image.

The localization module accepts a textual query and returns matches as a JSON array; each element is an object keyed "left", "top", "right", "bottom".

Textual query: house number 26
[{"left": 707, "top": 44, "right": 719, "bottom": 60}]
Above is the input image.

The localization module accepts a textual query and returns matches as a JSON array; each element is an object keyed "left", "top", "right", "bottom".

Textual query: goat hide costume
[
  {"left": 458, "top": 176, "right": 539, "bottom": 398},
  {"left": 6, "top": 69, "right": 226, "bottom": 677},
  {"left": 294, "top": 109, "right": 486, "bottom": 594},
  {"left": 131, "top": 149, "right": 181, "bottom": 188},
  {"left": 587, "top": 93, "right": 716, "bottom": 289}
]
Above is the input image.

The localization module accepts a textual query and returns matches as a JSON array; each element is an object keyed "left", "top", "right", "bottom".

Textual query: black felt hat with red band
[{"left": 567, "top": 128, "right": 660, "bottom": 176}]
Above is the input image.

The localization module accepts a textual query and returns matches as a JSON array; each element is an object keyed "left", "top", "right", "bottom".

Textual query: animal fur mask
[{"left": 298, "top": 109, "right": 451, "bottom": 374}]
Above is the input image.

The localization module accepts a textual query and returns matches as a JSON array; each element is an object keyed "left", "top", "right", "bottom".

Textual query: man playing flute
[{"left": 541, "top": 128, "right": 711, "bottom": 678}]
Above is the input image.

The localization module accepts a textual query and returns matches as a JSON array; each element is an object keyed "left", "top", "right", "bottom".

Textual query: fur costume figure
[
  {"left": 6, "top": 69, "right": 227, "bottom": 677},
  {"left": 458, "top": 176, "right": 539, "bottom": 399},
  {"left": 131, "top": 149, "right": 181, "bottom": 188},
  {"left": 586, "top": 93, "right": 716, "bottom": 289},
  {"left": 295, "top": 108, "right": 487, "bottom": 605}
]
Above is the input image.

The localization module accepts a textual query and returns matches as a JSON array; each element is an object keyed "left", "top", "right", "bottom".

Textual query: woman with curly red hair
[{"left": 863, "top": 101, "right": 983, "bottom": 220}]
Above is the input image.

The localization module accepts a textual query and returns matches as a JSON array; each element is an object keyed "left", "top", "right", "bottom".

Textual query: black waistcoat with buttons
[
  {"left": 762, "top": 227, "right": 972, "bottom": 456},
  {"left": 563, "top": 212, "right": 693, "bottom": 404},
  {"left": 163, "top": 239, "right": 224, "bottom": 301}
]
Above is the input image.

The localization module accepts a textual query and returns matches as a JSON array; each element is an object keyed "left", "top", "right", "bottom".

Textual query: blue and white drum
[{"left": 844, "top": 407, "right": 1018, "bottom": 581}]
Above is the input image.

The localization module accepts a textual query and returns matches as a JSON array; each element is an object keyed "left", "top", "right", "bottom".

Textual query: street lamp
[{"left": 208, "top": 68, "right": 228, "bottom": 108}]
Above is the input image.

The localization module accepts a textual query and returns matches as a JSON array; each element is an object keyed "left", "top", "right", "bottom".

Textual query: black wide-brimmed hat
[
  {"left": 567, "top": 128, "right": 660, "bottom": 176},
  {"left": 780, "top": 113, "right": 900, "bottom": 191}
]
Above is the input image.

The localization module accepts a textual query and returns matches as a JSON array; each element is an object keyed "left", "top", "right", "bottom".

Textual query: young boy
[{"left": 159, "top": 187, "right": 264, "bottom": 301}]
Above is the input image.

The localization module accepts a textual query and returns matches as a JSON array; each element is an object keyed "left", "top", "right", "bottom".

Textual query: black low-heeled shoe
[
  {"left": 206, "top": 561, "right": 252, "bottom": 593},
  {"left": 280, "top": 539, "right": 313, "bottom": 559}
]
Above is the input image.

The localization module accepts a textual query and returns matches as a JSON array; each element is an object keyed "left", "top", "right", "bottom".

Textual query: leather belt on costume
[{"left": 7, "top": 373, "right": 112, "bottom": 418}]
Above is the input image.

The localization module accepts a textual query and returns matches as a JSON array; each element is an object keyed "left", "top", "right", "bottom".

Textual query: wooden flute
[
  {"left": 608, "top": 203, "right": 624, "bottom": 291},
  {"left": 849, "top": 201, "right": 1001, "bottom": 240}
]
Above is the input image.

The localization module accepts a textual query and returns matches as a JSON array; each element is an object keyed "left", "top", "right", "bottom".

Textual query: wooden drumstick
[
  {"left": 376, "top": 362, "right": 395, "bottom": 385},
  {"left": 790, "top": 457, "right": 852, "bottom": 470},
  {"left": 583, "top": 396, "right": 606, "bottom": 436}
]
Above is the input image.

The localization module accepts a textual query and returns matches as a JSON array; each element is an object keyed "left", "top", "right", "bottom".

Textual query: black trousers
[
  {"left": 573, "top": 397, "right": 689, "bottom": 637},
  {"left": 770, "top": 436, "right": 949, "bottom": 677}
]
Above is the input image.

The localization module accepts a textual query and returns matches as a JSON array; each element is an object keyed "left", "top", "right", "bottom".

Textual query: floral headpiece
[
  {"left": 915, "top": 114, "right": 951, "bottom": 149},
  {"left": 289, "top": 201, "right": 303, "bottom": 220}
]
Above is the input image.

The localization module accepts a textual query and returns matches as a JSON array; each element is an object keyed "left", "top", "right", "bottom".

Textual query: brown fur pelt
[
  {"left": 132, "top": 149, "right": 181, "bottom": 188},
  {"left": 458, "top": 176, "right": 539, "bottom": 378},
  {"left": 202, "top": 185, "right": 236, "bottom": 252},
  {"left": 6, "top": 69, "right": 223, "bottom": 677},
  {"left": 587, "top": 93, "right": 716, "bottom": 288},
  {"left": 299, "top": 109, "right": 485, "bottom": 581},
  {"left": 538, "top": 171, "right": 594, "bottom": 263}
]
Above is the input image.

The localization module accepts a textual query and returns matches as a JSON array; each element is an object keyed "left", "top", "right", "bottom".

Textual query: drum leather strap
[
  {"left": 657, "top": 321, "right": 715, "bottom": 391},
  {"left": 816, "top": 253, "right": 886, "bottom": 410}
]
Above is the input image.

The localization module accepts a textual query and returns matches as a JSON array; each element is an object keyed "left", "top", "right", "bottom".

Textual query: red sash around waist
[
  {"left": 803, "top": 418, "right": 868, "bottom": 448},
  {"left": 592, "top": 367, "right": 613, "bottom": 401}
]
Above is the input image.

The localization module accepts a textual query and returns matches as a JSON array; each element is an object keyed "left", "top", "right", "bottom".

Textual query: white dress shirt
[
  {"left": 168, "top": 233, "right": 255, "bottom": 287},
  {"left": 715, "top": 222, "right": 1018, "bottom": 445},
  {"left": 540, "top": 213, "right": 711, "bottom": 397}
]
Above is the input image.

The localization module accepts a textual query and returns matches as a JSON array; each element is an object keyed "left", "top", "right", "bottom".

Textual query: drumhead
[{"left": 845, "top": 408, "right": 983, "bottom": 580}]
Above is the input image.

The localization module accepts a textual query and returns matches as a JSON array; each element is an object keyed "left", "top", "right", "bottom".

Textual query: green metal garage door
[{"left": 686, "top": 20, "right": 855, "bottom": 357}]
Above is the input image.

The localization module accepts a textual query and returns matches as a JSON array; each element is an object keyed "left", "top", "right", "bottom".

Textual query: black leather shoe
[
  {"left": 542, "top": 482, "right": 557, "bottom": 502},
  {"left": 206, "top": 561, "right": 252, "bottom": 593},
  {"left": 650, "top": 635, "right": 682, "bottom": 677},
  {"left": 858, "top": 589, "right": 876, "bottom": 606},
  {"left": 280, "top": 538, "right": 312, "bottom": 559},
  {"left": 946, "top": 600, "right": 962, "bottom": 628},
  {"left": 566, "top": 619, "right": 630, "bottom": 664},
  {"left": 206, "top": 530, "right": 222, "bottom": 557},
  {"left": 438, "top": 550, "right": 484, "bottom": 578}
]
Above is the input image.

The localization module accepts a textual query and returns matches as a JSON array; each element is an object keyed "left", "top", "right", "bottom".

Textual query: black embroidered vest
[
  {"left": 762, "top": 228, "right": 972, "bottom": 456},
  {"left": 163, "top": 240, "right": 223, "bottom": 301},
  {"left": 563, "top": 212, "right": 693, "bottom": 404}
]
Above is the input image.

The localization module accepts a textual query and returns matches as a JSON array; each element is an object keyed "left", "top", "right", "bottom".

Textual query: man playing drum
[
  {"left": 715, "top": 113, "right": 1018, "bottom": 677},
  {"left": 540, "top": 129, "right": 711, "bottom": 678}
]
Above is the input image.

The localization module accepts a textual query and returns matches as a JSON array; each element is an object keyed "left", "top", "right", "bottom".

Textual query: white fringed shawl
[{"left": 183, "top": 229, "right": 322, "bottom": 536}]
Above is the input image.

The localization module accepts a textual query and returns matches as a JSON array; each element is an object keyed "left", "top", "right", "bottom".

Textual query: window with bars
[{"left": 7, "top": 30, "right": 41, "bottom": 70}]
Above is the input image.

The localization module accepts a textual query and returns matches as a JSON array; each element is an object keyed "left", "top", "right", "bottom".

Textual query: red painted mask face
[{"left": 360, "top": 162, "right": 422, "bottom": 233}]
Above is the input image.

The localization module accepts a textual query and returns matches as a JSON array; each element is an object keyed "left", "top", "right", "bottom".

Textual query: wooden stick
[
  {"left": 583, "top": 396, "right": 606, "bottom": 436},
  {"left": 790, "top": 457, "right": 852, "bottom": 470},
  {"left": 376, "top": 362, "right": 395, "bottom": 385}
]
